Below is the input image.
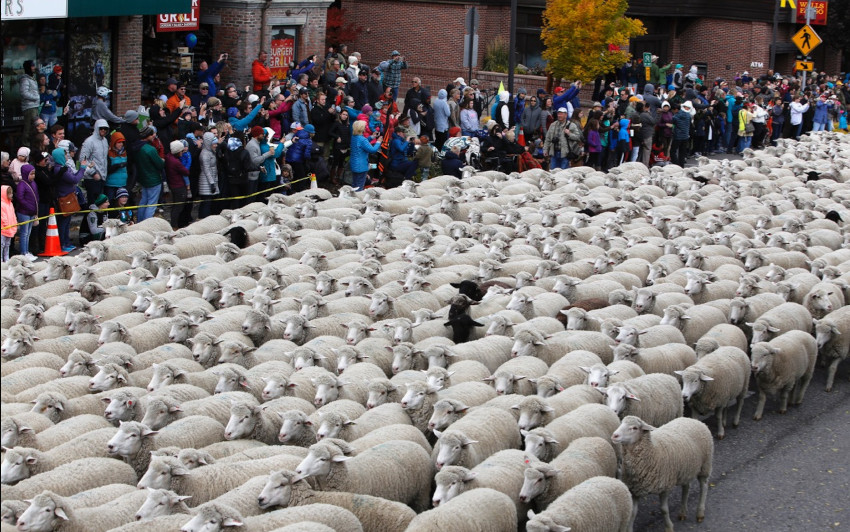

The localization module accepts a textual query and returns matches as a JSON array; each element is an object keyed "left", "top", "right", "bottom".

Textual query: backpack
[{"left": 222, "top": 144, "right": 249, "bottom": 185}]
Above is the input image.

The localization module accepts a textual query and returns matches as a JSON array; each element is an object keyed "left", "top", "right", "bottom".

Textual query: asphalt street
[{"left": 633, "top": 369, "right": 850, "bottom": 532}]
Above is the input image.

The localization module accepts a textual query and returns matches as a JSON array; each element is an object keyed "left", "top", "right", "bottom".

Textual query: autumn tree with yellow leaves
[{"left": 542, "top": 0, "right": 646, "bottom": 81}]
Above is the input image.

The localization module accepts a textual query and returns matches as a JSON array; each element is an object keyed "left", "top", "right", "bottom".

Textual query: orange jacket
[
  {"left": 166, "top": 93, "right": 191, "bottom": 113},
  {"left": 252, "top": 60, "right": 271, "bottom": 91}
]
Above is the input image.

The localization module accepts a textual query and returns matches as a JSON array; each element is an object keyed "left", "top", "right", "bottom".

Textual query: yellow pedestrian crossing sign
[{"left": 792, "top": 25, "right": 822, "bottom": 55}]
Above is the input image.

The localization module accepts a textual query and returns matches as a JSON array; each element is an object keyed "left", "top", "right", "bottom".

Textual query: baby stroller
[{"left": 437, "top": 136, "right": 482, "bottom": 169}]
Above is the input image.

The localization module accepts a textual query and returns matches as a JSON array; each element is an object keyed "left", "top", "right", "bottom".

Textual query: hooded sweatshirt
[
  {"left": 642, "top": 84, "right": 662, "bottom": 117},
  {"left": 51, "top": 148, "right": 87, "bottom": 198},
  {"left": 198, "top": 132, "right": 219, "bottom": 196},
  {"left": 15, "top": 164, "right": 38, "bottom": 216},
  {"left": 496, "top": 91, "right": 512, "bottom": 130},
  {"left": 106, "top": 133, "right": 129, "bottom": 188},
  {"left": 1, "top": 185, "right": 17, "bottom": 238},
  {"left": 520, "top": 99, "right": 543, "bottom": 136},
  {"left": 18, "top": 68, "right": 40, "bottom": 112},
  {"left": 433, "top": 89, "right": 451, "bottom": 133},
  {"left": 80, "top": 119, "right": 110, "bottom": 182}
]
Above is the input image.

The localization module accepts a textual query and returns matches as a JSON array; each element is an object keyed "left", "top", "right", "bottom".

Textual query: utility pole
[
  {"left": 508, "top": 0, "right": 517, "bottom": 97},
  {"left": 801, "top": 3, "right": 812, "bottom": 87},
  {"left": 770, "top": 0, "right": 780, "bottom": 71}
]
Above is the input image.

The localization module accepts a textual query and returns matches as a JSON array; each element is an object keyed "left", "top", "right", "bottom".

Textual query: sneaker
[
  {"left": 24, "top": 253, "right": 38, "bottom": 261},
  {"left": 61, "top": 245, "right": 76, "bottom": 252}
]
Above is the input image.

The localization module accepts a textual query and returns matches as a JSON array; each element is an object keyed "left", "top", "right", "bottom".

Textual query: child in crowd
[
  {"left": 413, "top": 135, "right": 434, "bottom": 181},
  {"left": 109, "top": 187, "right": 135, "bottom": 225},
  {"left": 1, "top": 185, "right": 18, "bottom": 262},
  {"left": 585, "top": 118, "right": 602, "bottom": 170},
  {"left": 81, "top": 193, "right": 109, "bottom": 245}
]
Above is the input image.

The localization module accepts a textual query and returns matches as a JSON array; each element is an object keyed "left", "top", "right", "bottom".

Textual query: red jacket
[
  {"left": 252, "top": 60, "right": 271, "bottom": 92},
  {"left": 164, "top": 153, "right": 189, "bottom": 190}
]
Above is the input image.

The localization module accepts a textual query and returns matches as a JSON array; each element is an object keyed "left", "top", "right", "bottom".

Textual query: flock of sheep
[{"left": 1, "top": 130, "right": 848, "bottom": 532}]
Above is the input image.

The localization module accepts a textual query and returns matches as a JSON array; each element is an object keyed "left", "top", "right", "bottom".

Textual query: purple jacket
[
  {"left": 53, "top": 163, "right": 86, "bottom": 198},
  {"left": 15, "top": 179, "right": 39, "bottom": 216}
]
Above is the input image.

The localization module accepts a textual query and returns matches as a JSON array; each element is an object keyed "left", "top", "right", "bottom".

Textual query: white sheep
[
  {"left": 598, "top": 373, "right": 684, "bottom": 428},
  {"left": 612, "top": 416, "right": 714, "bottom": 531},
  {"left": 659, "top": 303, "right": 728, "bottom": 346},
  {"left": 400, "top": 380, "right": 496, "bottom": 433},
  {"left": 431, "top": 406, "right": 521, "bottom": 470},
  {"left": 13, "top": 489, "right": 149, "bottom": 532},
  {"left": 484, "top": 356, "right": 548, "bottom": 396},
  {"left": 512, "top": 329, "right": 614, "bottom": 366},
  {"left": 813, "top": 306, "right": 850, "bottom": 392},
  {"left": 313, "top": 402, "right": 411, "bottom": 442},
  {"left": 406, "top": 487, "right": 517, "bottom": 532},
  {"left": 521, "top": 403, "right": 621, "bottom": 462},
  {"left": 0, "top": 455, "right": 136, "bottom": 501},
  {"left": 525, "top": 476, "right": 632, "bottom": 532},
  {"left": 693, "top": 323, "right": 749, "bottom": 358},
  {"left": 295, "top": 438, "right": 432, "bottom": 511},
  {"left": 746, "top": 301, "right": 813, "bottom": 345},
  {"left": 613, "top": 324, "right": 687, "bottom": 349},
  {"left": 801, "top": 282, "right": 845, "bottom": 319},
  {"left": 182, "top": 501, "right": 363, "bottom": 532},
  {"left": 750, "top": 330, "right": 818, "bottom": 420},
  {"left": 512, "top": 385, "right": 603, "bottom": 431},
  {"left": 519, "top": 436, "right": 618, "bottom": 513},
  {"left": 581, "top": 360, "right": 645, "bottom": 389}
]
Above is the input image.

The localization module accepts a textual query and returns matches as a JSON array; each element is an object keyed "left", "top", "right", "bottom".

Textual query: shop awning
[{"left": 68, "top": 0, "right": 192, "bottom": 18}]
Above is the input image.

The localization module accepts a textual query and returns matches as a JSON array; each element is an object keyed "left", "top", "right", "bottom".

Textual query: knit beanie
[{"left": 170, "top": 140, "right": 184, "bottom": 155}]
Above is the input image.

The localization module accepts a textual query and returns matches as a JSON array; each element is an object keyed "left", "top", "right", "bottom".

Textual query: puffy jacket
[
  {"left": 18, "top": 74, "right": 40, "bottom": 112},
  {"left": 165, "top": 152, "right": 189, "bottom": 190},
  {"left": 285, "top": 129, "right": 313, "bottom": 164},
  {"left": 642, "top": 84, "right": 662, "bottom": 117},
  {"left": 198, "top": 60, "right": 225, "bottom": 98},
  {"left": 813, "top": 99, "right": 830, "bottom": 124},
  {"left": 389, "top": 133, "right": 412, "bottom": 167},
  {"left": 15, "top": 175, "right": 39, "bottom": 216},
  {"left": 252, "top": 60, "right": 271, "bottom": 92},
  {"left": 228, "top": 105, "right": 263, "bottom": 132},
  {"left": 440, "top": 150, "right": 463, "bottom": 178},
  {"left": 520, "top": 101, "right": 543, "bottom": 136},
  {"left": 259, "top": 141, "right": 286, "bottom": 184},
  {"left": 349, "top": 133, "right": 381, "bottom": 173},
  {"left": 1, "top": 185, "right": 17, "bottom": 238},
  {"left": 433, "top": 90, "right": 451, "bottom": 133},
  {"left": 198, "top": 133, "right": 219, "bottom": 196},
  {"left": 672, "top": 110, "right": 692, "bottom": 140}
]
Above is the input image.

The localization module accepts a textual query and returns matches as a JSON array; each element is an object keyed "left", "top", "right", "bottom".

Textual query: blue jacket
[
  {"left": 290, "top": 58, "right": 315, "bottom": 81},
  {"left": 349, "top": 134, "right": 381, "bottom": 173},
  {"left": 285, "top": 129, "right": 312, "bottom": 164},
  {"left": 813, "top": 99, "right": 830, "bottom": 124},
  {"left": 228, "top": 104, "right": 263, "bottom": 132},
  {"left": 259, "top": 140, "right": 286, "bottom": 183},
  {"left": 433, "top": 90, "right": 451, "bottom": 133},
  {"left": 553, "top": 85, "right": 580, "bottom": 111},
  {"left": 440, "top": 150, "right": 463, "bottom": 178},
  {"left": 672, "top": 110, "right": 692, "bottom": 140},
  {"left": 198, "top": 60, "right": 225, "bottom": 97},
  {"left": 389, "top": 133, "right": 412, "bottom": 167}
]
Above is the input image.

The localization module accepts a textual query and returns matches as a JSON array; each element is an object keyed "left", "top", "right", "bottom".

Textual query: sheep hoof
[
  {"left": 716, "top": 433, "right": 725, "bottom": 440},
  {"left": 778, "top": 409, "right": 787, "bottom": 414},
  {"left": 697, "top": 516, "right": 705, "bottom": 523},
  {"left": 825, "top": 386, "right": 832, "bottom": 392},
  {"left": 678, "top": 514, "right": 687, "bottom": 521},
  {"left": 752, "top": 414, "right": 762, "bottom": 421}
]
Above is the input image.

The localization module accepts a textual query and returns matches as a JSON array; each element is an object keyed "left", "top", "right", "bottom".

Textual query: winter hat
[
  {"left": 124, "top": 109, "right": 139, "bottom": 122},
  {"left": 20, "top": 164, "right": 34, "bottom": 180},
  {"left": 448, "top": 126, "right": 461, "bottom": 137},
  {"left": 94, "top": 194, "right": 109, "bottom": 206},
  {"left": 30, "top": 151, "right": 47, "bottom": 164},
  {"left": 661, "top": 101, "right": 671, "bottom": 108},
  {"left": 518, "top": 87, "right": 527, "bottom": 95},
  {"left": 247, "top": 94, "right": 260, "bottom": 104},
  {"left": 170, "top": 140, "right": 184, "bottom": 154},
  {"left": 186, "top": 133, "right": 197, "bottom": 142},
  {"left": 675, "top": 64, "right": 683, "bottom": 69},
  {"left": 17, "top": 147, "right": 30, "bottom": 158},
  {"left": 227, "top": 107, "right": 239, "bottom": 118},
  {"left": 166, "top": 77, "right": 179, "bottom": 86},
  {"left": 207, "top": 97, "right": 222, "bottom": 107},
  {"left": 53, "top": 65, "right": 62, "bottom": 74},
  {"left": 115, "top": 188, "right": 129, "bottom": 199},
  {"left": 454, "top": 77, "right": 465, "bottom": 85},
  {"left": 139, "top": 126, "right": 155, "bottom": 139},
  {"left": 361, "top": 104, "right": 372, "bottom": 114},
  {"left": 681, "top": 101, "right": 694, "bottom": 111},
  {"left": 304, "top": 124, "right": 316, "bottom": 134},
  {"left": 486, "top": 119, "right": 497, "bottom": 131},
  {"left": 58, "top": 139, "right": 76, "bottom": 152},
  {"left": 250, "top": 126, "right": 265, "bottom": 138},
  {"left": 391, "top": 50, "right": 400, "bottom": 56}
]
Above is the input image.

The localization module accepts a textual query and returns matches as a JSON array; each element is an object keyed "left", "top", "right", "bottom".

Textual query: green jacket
[
  {"left": 655, "top": 63, "right": 672, "bottom": 86},
  {"left": 136, "top": 143, "right": 164, "bottom": 188}
]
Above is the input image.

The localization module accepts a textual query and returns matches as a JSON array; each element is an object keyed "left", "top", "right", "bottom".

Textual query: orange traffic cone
[
  {"left": 39, "top": 208, "right": 68, "bottom": 257},
  {"left": 517, "top": 127, "right": 526, "bottom": 147}
]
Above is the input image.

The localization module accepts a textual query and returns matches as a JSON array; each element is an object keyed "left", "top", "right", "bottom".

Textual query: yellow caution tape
[{"left": 1, "top": 176, "right": 313, "bottom": 231}]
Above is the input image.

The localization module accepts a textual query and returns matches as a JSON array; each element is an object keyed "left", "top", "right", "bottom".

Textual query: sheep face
[
  {"left": 316, "top": 413, "right": 351, "bottom": 440},
  {"left": 750, "top": 344, "right": 779, "bottom": 377},
  {"left": 131, "top": 291, "right": 154, "bottom": 313},
  {"left": 532, "top": 375, "right": 563, "bottom": 398},
  {"left": 583, "top": 364, "right": 617, "bottom": 388},
  {"left": 135, "top": 488, "right": 190, "bottom": 521},
  {"left": 0, "top": 448, "right": 35, "bottom": 484},
  {"left": 217, "top": 342, "right": 253, "bottom": 366},
  {"left": 513, "top": 398, "right": 553, "bottom": 431},
  {"left": 242, "top": 312, "right": 271, "bottom": 340},
  {"left": 148, "top": 364, "right": 182, "bottom": 392},
  {"left": 295, "top": 444, "right": 344, "bottom": 478},
  {"left": 276, "top": 411, "right": 310, "bottom": 444},
  {"left": 144, "top": 298, "right": 175, "bottom": 320},
  {"left": 257, "top": 471, "right": 296, "bottom": 509},
  {"left": 600, "top": 383, "right": 638, "bottom": 416},
  {"left": 813, "top": 320, "right": 839, "bottom": 349},
  {"left": 2, "top": 329, "right": 36, "bottom": 359},
  {"left": 262, "top": 239, "right": 288, "bottom": 261},
  {"left": 511, "top": 332, "right": 544, "bottom": 358},
  {"left": 107, "top": 422, "right": 156, "bottom": 457},
  {"left": 314, "top": 275, "right": 336, "bottom": 296},
  {"left": 137, "top": 457, "right": 185, "bottom": 490},
  {"left": 747, "top": 322, "right": 780, "bottom": 345},
  {"left": 428, "top": 400, "right": 467, "bottom": 432},
  {"left": 728, "top": 299, "right": 749, "bottom": 325},
  {"left": 684, "top": 274, "right": 711, "bottom": 297},
  {"left": 218, "top": 286, "right": 245, "bottom": 309},
  {"left": 282, "top": 316, "right": 308, "bottom": 344},
  {"left": 367, "top": 293, "right": 393, "bottom": 319},
  {"left": 519, "top": 465, "right": 555, "bottom": 504},
  {"left": 103, "top": 392, "right": 140, "bottom": 424},
  {"left": 434, "top": 433, "right": 476, "bottom": 470},
  {"left": 485, "top": 315, "right": 513, "bottom": 337},
  {"left": 1, "top": 421, "right": 24, "bottom": 449},
  {"left": 213, "top": 369, "right": 243, "bottom": 394},
  {"left": 262, "top": 376, "right": 290, "bottom": 401},
  {"left": 807, "top": 290, "right": 836, "bottom": 315},
  {"left": 89, "top": 364, "right": 127, "bottom": 392},
  {"left": 166, "top": 269, "right": 192, "bottom": 291},
  {"left": 400, "top": 382, "right": 436, "bottom": 410},
  {"left": 140, "top": 398, "right": 179, "bottom": 431},
  {"left": 677, "top": 368, "right": 714, "bottom": 402},
  {"left": 611, "top": 415, "right": 654, "bottom": 445},
  {"left": 68, "top": 265, "right": 95, "bottom": 291},
  {"left": 313, "top": 377, "right": 341, "bottom": 407},
  {"left": 432, "top": 467, "right": 474, "bottom": 506},
  {"left": 343, "top": 278, "right": 373, "bottom": 298},
  {"left": 366, "top": 381, "right": 395, "bottom": 409},
  {"left": 180, "top": 503, "right": 244, "bottom": 532},
  {"left": 15, "top": 493, "right": 70, "bottom": 532},
  {"left": 523, "top": 429, "right": 562, "bottom": 460},
  {"left": 224, "top": 403, "right": 260, "bottom": 440},
  {"left": 421, "top": 346, "right": 453, "bottom": 369}
]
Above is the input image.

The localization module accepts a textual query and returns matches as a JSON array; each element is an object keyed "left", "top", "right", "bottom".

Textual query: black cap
[{"left": 299, "top": 87, "right": 309, "bottom": 95}]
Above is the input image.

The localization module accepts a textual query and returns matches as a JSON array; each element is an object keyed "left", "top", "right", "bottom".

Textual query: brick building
[{"left": 341, "top": 0, "right": 844, "bottom": 101}]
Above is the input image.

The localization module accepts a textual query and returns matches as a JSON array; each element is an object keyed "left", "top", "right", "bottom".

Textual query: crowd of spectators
[{"left": 3, "top": 45, "right": 849, "bottom": 260}]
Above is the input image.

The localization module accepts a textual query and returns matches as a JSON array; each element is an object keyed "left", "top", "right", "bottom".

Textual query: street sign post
[
  {"left": 791, "top": 24, "right": 822, "bottom": 55},
  {"left": 465, "top": 7, "right": 480, "bottom": 85},
  {"left": 643, "top": 52, "right": 652, "bottom": 86}
]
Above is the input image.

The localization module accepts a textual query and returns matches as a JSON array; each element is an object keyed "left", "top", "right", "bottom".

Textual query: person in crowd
[
  {"left": 252, "top": 50, "right": 273, "bottom": 93},
  {"left": 198, "top": 53, "right": 228, "bottom": 98},
  {"left": 198, "top": 132, "right": 219, "bottom": 219},
  {"left": 311, "top": 92, "right": 337, "bottom": 157},
  {"left": 521, "top": 94, "right": 543, "bottom": 143},
  {"left": 433, "top": 89, "right": 451, "bottom": 150},
  {"left": 80, "top": 193, "right": 109, "bottom": 245},
  {"left": 167, "top": 80, "right": 192, "bottom": 112},
  {"left": 737, "top": 101, "right": 754, "bottom": 153},
  {"left": 19, "top": 60, "right": 40, "bottom": 142},
  {"left": 636, "top": 102, "right": 656, "bottom": 167},
  {"left": 91, "top": 86, "right": 125, "bottom": 127},
  {"left": 348, "top": 120, "right": 381, "bottom": 191},
  {"left": 10, "top": 147, "right": 30, "bottom": 183},
  {"left": 134, "top": 126, "right": 164, "bottom": 222},
  {"left": 164, "top": 140, "right": 191, "bottom": 229},
  {"left": 287, "top": 123, "right": 314, "bottom": 192},
  {"left": 246, "top": 125, "right": 278, "bottom": 200},
  {"left": 543, "top": 107, "right": 570, "bottom": 170},
  {"left": 51, "top": 145, "right": 86, "bottom": 252},
  {"left": 670, "top": 102, "right": 692, "bottom": 167},
  {"left": 80, "top": 119, "right": 110, "bottom": 203},
  {"left": 107, "top": 187, "right": 134, "bottom": 225},
  {"left": 1, "top": 185, "right": 16, "bottom": 263},
  {"left": 14, "top": 164, "right": 38, "bottom": 260},
  {"left": 30, "top": 151, "right": 51, "bottom": 252},
  {"left": 459, "top": 98, "right": 479, "bottom": 136},
  {"left": 328, "top": 109, "right": 352, "bottom": 187},
  {"left": 381, "top": 50, "right": 408, "bottom": 101}
]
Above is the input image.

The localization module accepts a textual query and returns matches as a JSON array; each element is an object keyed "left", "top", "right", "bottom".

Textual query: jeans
[
  {"left": 352, "top": 171, "right": 369, "bottom": 191},
  {"left": 549, "top": 152, "right": 569, "bottom": 170},
  {"left": 389, "top": 160, "right": 417, "bottom": 181},
  {"left": 793, "top": 122, "right": 804, "bottom": 139},
  {"left": 16, "top": 213, "right": 34, "bottom": 255},
  {"left": 137, "top": 184, "right": 161, "bottom": 222},
  {"left": 771, "top": 123, "right": 784, "bottom": 142},
  {"left": 737, "top": 135, "right": 752, "bottom": 153},
  {"left": 419, "top": 166, "right": 430, "bottom": 181},
  {"left": 670, "top": 138, "right": 689, "bottom": 167},
  {"left": 170, "top": 187, "right": 188, "bottom": 229},
  {"left": 57, "top": 214, "right": 72, "bottom": 248},
  {"left": 1, "top": 235, "right": 10, "bottom": 262},
  {"left": 812, "top": 121, "right": 827, "bottom": 132},
  {"left": 198, "top": 195, "right": 215, "bottom": 219}
]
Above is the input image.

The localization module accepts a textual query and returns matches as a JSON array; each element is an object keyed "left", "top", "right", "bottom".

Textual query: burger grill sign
[{"left": 157, "top": 0, "right": 200, "bottom": 32}]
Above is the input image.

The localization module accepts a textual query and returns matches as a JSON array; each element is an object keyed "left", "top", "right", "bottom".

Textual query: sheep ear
[
  {"left": 482, "top": 375, "right": 495, "bottom": 383},
  {"left": 744, "top": 322, "right": 755, "bottom": 327},
  {"left": 626, "top": 393, "right": 640, "bottom": 401},
  {"left": 673, "top": 370, "right": 685, "bottom": 377},
  {"left": 222, "top": 517, "right": 244, "bottom": 527},
  {"left": 767, "top": 325, "right": 780, "bottom": 333},
  {"left": 579, "top": 366, "right": 592, "bottom": 374},
  {"left": 53, "top": 507, "right": 70, "bottom": 521},
  {"left": 638, "top": 419, "right": 656, "bottom": 432},
  {"left": 699, "top": 375, "right": 714, "bottom": 382},
  {"left": 331, "top": 455, "right": 351, "bottom": 463}
]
